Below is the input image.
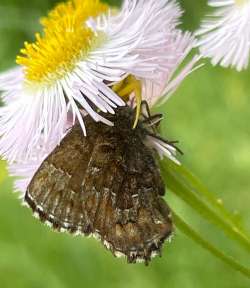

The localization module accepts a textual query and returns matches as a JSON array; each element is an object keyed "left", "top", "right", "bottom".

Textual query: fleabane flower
[
  {"left": 196, "top": 0, "right": 250, "bottom": 71},
  {"left": 0, "top": 0, "right": 197, "bottom": 163},
  {"left": 9, "top": 105, "right": 181, "bottom": 197}
]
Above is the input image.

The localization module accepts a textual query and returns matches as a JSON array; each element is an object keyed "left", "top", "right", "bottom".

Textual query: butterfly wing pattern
[{"left": 25, "top": 108, "right": 173, "bottom": 264}]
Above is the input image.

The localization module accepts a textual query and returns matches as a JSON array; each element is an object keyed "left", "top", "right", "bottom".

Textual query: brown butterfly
[{"left": 25, "top": 102, "right": 176, "bottom": 264}]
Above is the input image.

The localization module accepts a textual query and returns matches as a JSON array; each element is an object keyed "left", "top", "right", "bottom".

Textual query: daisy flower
[
  {"left": 0, "top": 0, "right": 197, "bottom": 164},
  {"left": 0, "top": 0, "right": 199, "bottom": 195},
  {"left": 196, "top": 0, "right": 250, "bottom": 71}
]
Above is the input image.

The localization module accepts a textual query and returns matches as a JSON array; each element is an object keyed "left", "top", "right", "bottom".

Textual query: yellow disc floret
[{"left": 16, "top": 0, "right": 108, "bottom": 84}]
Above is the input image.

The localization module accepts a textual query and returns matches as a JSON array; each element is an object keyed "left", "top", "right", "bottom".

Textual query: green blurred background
[{"left": 0, "top": 0, "right": 249, "bottom": 287}]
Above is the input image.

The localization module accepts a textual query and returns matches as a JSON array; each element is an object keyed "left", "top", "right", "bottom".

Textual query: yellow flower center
[
  {"left": 16, "top": 0, "right": 108, "bottom": 85},
  {"left": 236, "top": 0, "right": 248, "bottom": 6}
]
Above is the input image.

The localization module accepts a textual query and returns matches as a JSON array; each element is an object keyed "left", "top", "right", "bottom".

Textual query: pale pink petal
[{"left": 196, "top": 0, "right": 250, "bottom": 71}]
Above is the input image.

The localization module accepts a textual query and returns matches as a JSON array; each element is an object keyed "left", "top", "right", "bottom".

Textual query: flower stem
[
  {"left": 174, "top": 161, "right": 249, "bottom": 236},
  {"left": 160, "top": 159, "right": 250, "bottom": 253},
  {"left": 173, "top": 211, "right": 250, "bottom": 278}
]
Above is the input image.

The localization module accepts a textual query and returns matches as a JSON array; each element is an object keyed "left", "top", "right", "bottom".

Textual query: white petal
[
  {"left": 145, "top": 135, "right": 180, "bottom": 165},
  {"left": 82, "top": 0, "right": 196, "bottom": 104},
  {"left": 0, "top": 67, "right": 23, "bottom": 91},
  {"left": 196, "top": 0, "right": 250, "bottom": 71},
  {"left": 0, "top": 83, "right": 67, "bottom": 162}
]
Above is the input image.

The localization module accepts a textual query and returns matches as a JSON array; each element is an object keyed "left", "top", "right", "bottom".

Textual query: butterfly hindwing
[{"left": 26, "top": 124, "right": 94, "bottom": 233}]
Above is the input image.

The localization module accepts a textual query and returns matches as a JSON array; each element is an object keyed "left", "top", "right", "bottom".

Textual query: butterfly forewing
[{"left": 25, "top": 108, "right": 173, "bottom": 263}]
